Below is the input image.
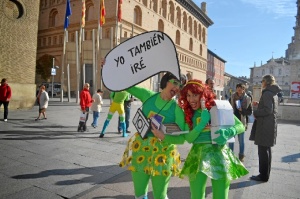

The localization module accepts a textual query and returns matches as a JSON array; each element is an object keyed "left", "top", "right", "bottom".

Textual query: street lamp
[{"left": 51, "top": 58, "right": 59, "bottom": 98}]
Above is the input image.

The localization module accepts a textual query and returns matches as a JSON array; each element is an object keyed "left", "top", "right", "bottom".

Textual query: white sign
[
  {"left": 102, "top": 31, "right": 180, "bottom": 91},
  {"left": 291, "top": 82, "right": 300, "bottom": 99},
  {"left": 51, "top": 68, "right": 56, "bottom": 75}
]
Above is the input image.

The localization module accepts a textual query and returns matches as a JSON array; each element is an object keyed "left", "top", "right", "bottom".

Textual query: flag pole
[
  {"left": 60, "top": 29, "right": 67, "bottom": 102},
  {"left": 115, "top": 0, "right": 119, "bottom": 46},
  {"left": 75, "top": 31, "right": 80, "bottom": 103}
]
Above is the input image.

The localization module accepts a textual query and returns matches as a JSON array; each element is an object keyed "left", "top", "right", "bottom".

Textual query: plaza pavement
[{"left": 0, "top": 98, "right": 299, "bottom": 199}]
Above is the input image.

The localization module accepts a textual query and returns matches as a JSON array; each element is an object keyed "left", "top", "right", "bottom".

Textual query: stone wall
[{"left": 0, "top": 0, "right": 40, "bottom": 109}]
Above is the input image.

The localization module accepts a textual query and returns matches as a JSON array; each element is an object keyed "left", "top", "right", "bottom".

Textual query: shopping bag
[{"left": 79, "top": 112, "right": 87, "bottom": 122}]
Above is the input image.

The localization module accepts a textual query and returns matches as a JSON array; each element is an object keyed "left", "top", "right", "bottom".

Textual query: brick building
[
  {"left": 0, "top": 0, "right": 40, "bottom": 109},
  {"left": 37, "top": 0, "right": 213, "bottom": 98}
]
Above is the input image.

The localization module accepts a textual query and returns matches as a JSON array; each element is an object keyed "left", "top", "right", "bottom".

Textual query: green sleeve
[
  {"left": 126, "top": 86, "right": 156, "bottom": 102},
  {"left": 109, "top": 92, "right": 114, "bottom": 100},
  {"left": 233, "top": 115, "right": 245, "bottom": 134}
]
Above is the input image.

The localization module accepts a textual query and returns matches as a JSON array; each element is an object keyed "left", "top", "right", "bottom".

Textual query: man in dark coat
[{"left": 250, "top": 75, "right": 281, "bottom": 182}]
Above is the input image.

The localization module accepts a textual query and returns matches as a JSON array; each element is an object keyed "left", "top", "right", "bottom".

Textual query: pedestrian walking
[
  {"left": 229, "top": 83, "right": 252, "bottom": 162},
  {"left": 118, "top": 92, "right": 133, "bottom": 134},
  {"left": 91, "top": 89, "right": 103, "bottom": 128},
  {"left": 0, "top": 78, "right": 12, "bottom": 122},
  {"left": 78, "top": 83, "right": 93, "bottom": 132},
  {"left": 250, "top": 75, "right": 281, "bottom": 182},
  {"left": 35, "top": 85, "right": 49, "bottom": 120}
]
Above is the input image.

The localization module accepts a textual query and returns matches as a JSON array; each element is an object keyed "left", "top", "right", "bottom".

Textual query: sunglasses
[{"left": 169, "top": 79, "right": 182, "bottom": 88}]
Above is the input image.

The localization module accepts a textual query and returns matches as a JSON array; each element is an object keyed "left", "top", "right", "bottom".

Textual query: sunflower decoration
[
  {"left": 170, "top": 150, "right": 176, "bottom": 157},
  {"left": 142, "top": 146, "right": 150, "bottom": 152},
  {"left": 150, "top": 137, "right": 157, "bottom": 146},
  {"left": 119, "top": 161, "right": 125, "bottom": 167},
  {"left": 137, "top": 155, "right": 145, "bottom": 164},
  {"left": 132, "top": 140, "right": 141, "bottom": 152},
  {"left": 128, "top": 165, "right": 136, "bottom": 172},
  {"left": 162, "top": 146, "right": 168, "bottom": 152},
  {"left": 153, "top": 170, "right": 160, "bottom": 176},
  {"left": 144, "top": 166, "right": 151, "bottom": 175},
  {"left": 175, "top": 155, "right": 181, "bottom": 164},
  {"left": 162, "top": 170, "right": 170, "bottom": 176},
  {"left": 153, "top": 146, "right": 159, "bottom": 153},
  {"left": 155, "top": 154, "right": 167, "bottom": 166},
  {"left": 148, "top": 156, "right": 152, "bottom": 163},
  {"left": 126, "top": 156, "right": 132, "bottom": 164}
]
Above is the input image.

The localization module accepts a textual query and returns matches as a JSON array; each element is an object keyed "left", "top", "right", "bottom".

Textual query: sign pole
[{"left": 52, "top": 58, "right": 55, "bottom": 98}]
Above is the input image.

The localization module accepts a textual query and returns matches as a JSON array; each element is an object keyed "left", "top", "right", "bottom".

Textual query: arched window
[
  {"left": 158, "top": 19, "right": 164, "bottom": 32},
  {"left": 189, "top": 38, "right": 193, "bottom": 51},
  {"left": 134, "top": 6, "right": 142, "bottom": 26},
  {"left": 270, "top": 67, "right": 273, "bottom": 74},
  {"left": 188, "top": 16, "right": 192, "bottom": 35},
  {"left": 176, "top": 6, "right": 181, "bottom": 28},
  {"left": 279, "top": 68, "right": 282, "bottom": 75},
  {"left": 176, "top": 30, "right": 180, "bottom": 45},
  {"left": 262, "top": 69, "right": 265, "bottom": 75},
  {"left": 49, "top": 9, "right": 58, "bottom": 27},
  {"left": 202, "top": 28, "right": 206, "bottom": 43},
  {"left": 161, "top": 0, "right": 167, "bottom": 18},
  {"left": 143, "top": 0, "right": 147, "bottom": 7},
  {"left": 183, "top": 12, "right": 187, "bottom": 31},
  {"left": 169, "top": 1, "right": 175, "bottom": 23},
  {"left": 86, "top": 0, "right": 94, "bottom": 21},
  {"left": 151, "top": 0, "right": 158, "bottom": 13},
  {"left": 198, "top": 24, "right": 202, "bottom": 41},
  {"left": 194, "top": 20, "right": 197, "bottom": 38},
  {"left": 200, "top": 44, "right": 203, "bottom": 56}
]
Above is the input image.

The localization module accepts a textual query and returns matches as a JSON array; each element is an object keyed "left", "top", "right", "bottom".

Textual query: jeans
[
  {"left": 118, "top": 106, "right": 130, "bottom": 131},
  {"left": 228, "top": 132, "right": 245, "bottom": 155},
  {"left": 0, "top": 101, "right": 9, "bottom": 119},
  {"left": 92, "top": 111, "right": 100, "bottom": 127}
]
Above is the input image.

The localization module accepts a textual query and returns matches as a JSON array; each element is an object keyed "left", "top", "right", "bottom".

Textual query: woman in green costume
[
  {"left": 152, "top": 79, "right": 249, "bottom": 199},
  {"left": 120, "top": 73, "right": 212, "bottom": 199}
]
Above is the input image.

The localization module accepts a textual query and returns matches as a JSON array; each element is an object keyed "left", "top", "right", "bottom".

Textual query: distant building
[
  {"left": 37, "top": 0, "right": 213, "bottom": 97},
  {"left": 250, "top": 0, "right": 300, "bottom": 98},
  {"left": 207, "top": 49, "right": 226, "bottom": 99}
]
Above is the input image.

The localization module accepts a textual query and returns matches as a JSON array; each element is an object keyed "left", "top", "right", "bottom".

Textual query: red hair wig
[{"left": 178, "top": 79, "right": 216, "bottom": 130}]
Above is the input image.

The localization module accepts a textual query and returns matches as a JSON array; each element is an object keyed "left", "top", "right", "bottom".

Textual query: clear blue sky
[{"left": 193, "top": 0, "right": 297, "bottom": 78}]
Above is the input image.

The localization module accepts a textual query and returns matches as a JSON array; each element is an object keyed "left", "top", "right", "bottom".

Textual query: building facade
[
  {"left": 37, "top": 0, "right": 213, "bottom": 98},
  {"left": 207, "top": 49, "right": 225, "bottom": 99},
  {"left": 0, "top": 0, "right": 40, "bottom": 109}
]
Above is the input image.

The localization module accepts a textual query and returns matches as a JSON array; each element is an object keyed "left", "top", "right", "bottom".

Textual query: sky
[{"left": 193, "top": 0, "right": 297, "bottom": 78}]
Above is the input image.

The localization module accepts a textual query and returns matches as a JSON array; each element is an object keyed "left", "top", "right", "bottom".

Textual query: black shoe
[
  {"left": 250, "top": 175, "right": 268, "bottom": 182},
  {"left": 99, "top": 133, "right": 104, "bottom": 138},
  {"left": 126, "top": 130, "right": 131, "bottom": 133},
  {"left": 118, "top": 129, "right": 122, "bottom": 134}
]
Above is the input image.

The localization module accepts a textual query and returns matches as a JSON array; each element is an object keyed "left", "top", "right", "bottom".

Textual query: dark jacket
[
  {"left": 0, "top": 83, "right": 12, "bottom": 101},
  {"left": 253, "top": 84, "right": 281, "bottom": 147}
]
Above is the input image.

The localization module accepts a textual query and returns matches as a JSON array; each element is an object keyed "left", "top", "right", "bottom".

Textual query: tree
[{"left": 36, "top": 54, "right": 54, "bottom": 81}]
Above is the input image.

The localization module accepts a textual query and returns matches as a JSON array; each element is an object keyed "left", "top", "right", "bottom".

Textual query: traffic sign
[{"left": 51, "top": 68, "right": 56, "bottom": 75}]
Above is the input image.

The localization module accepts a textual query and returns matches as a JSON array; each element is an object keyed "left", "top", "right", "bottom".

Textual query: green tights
[
  {"left": 132, "top": 171, "right": 171, "bottom": 199},
  {"left": 189, "top": 172, "right": 230, "bottom": 199}
]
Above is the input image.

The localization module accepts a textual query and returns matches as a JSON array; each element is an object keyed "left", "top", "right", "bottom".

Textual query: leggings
[
  {"left": 189, "top": 172, "right": 230, "bottom": 199},
  {"left": 132, "top": 171, "right": 171, "bottom": 199}
]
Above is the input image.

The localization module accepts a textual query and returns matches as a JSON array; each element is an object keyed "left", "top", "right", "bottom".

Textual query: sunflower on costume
[
  {"left": 155, "top": 154, "right": 167, "bottom": 166},
  {"left": 148, "top": 156, "right": 152, "bottom": 163},
  {"left": 137, "top": 155, "right": 145, "bottom": 163},
  {"left": 162, "top": 146, "right": 168, "bottom": 152},
  {"left": 128, "top": 165, "right": 136, "bottom": 171},
  {"left": 126, "top": 156, "right": 132, "bottom": 164},
  {"left": 162, "top": 170, "right": 170, "bottom": 176},
  {"left": 132, "top": 140, "right": 141, "bottom": 152},
  {"left": 150, "top": 137, "right": 157, "bottom": 146},
  {"left": 144, "top": 166, "right": 151, "bottom": 174},
  {"left": 142, "top": 146, "right": 150, "bottom": 152},
  {"left": 170, "top": 150, "right": 176, "bottom": 157},
  {"left": 119, "top": 161, "right": 125, "bottom": 167},
  {"left": 153, "top": 146, "right": 159, "bottom": 153}
]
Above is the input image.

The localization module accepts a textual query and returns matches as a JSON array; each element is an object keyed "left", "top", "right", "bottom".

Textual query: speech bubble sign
[{"left": 102, "top": 31, "right": 180, "bottom": 91}]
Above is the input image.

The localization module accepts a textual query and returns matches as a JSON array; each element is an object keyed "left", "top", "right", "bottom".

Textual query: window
[
  {"left": 189, "top": 38, "right": 193, "bottom": 51},
  {"left": 175, "top": 30, "right": 180, "bottom": 45},
  {"left": 48, "top": 37, "right": 51, "bottom": 45},
  {"left": 176, "top": 6, "right": 181, "bottom": 28},
  {"left": 49, "top": 9, "right": 58, "bottom": 27},
  {"left": 134, "top": 6, "right": 142, "bottom": 26},
  {"left": 200, "top": 44, "right": 202, "bottom": 56},
  {"left": 86, "top": 0, "right": 94, "bottom": 22},
  {"left": 53, "top": 36, "right": 57, "bottom": 44},
  {"left": 158, "top": 19, "right": 164, "bottom": 32},
  {"left": 169, "top": 2, "right": 175, "bottom": 23},
  {"left": 262, "top": 69, "right": 265, "bottom": 75},
  {"left": 279, "top": 68, "right": 282, "bottom": 75}
]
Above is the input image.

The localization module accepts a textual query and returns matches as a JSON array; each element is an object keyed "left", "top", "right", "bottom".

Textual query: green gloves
[
  {"left": 213, "top": 126, "right": 237, "bottom": 145},
  {"left": 185, "top": 109, "right": 210, "bottom": 143}
]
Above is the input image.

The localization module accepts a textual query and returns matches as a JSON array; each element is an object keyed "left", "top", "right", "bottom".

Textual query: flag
[
  {"left": 100, "top": 0, "right": 106, "bottom": 26},
  {"left": 81, "top": 0, "right": 86, "bottom": 28},
  {"left": 64, "top": 0, "right": 72, "bottom": 29},
  {"left": 117, "top": 0, "right": 122, "bottom": 22}
]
